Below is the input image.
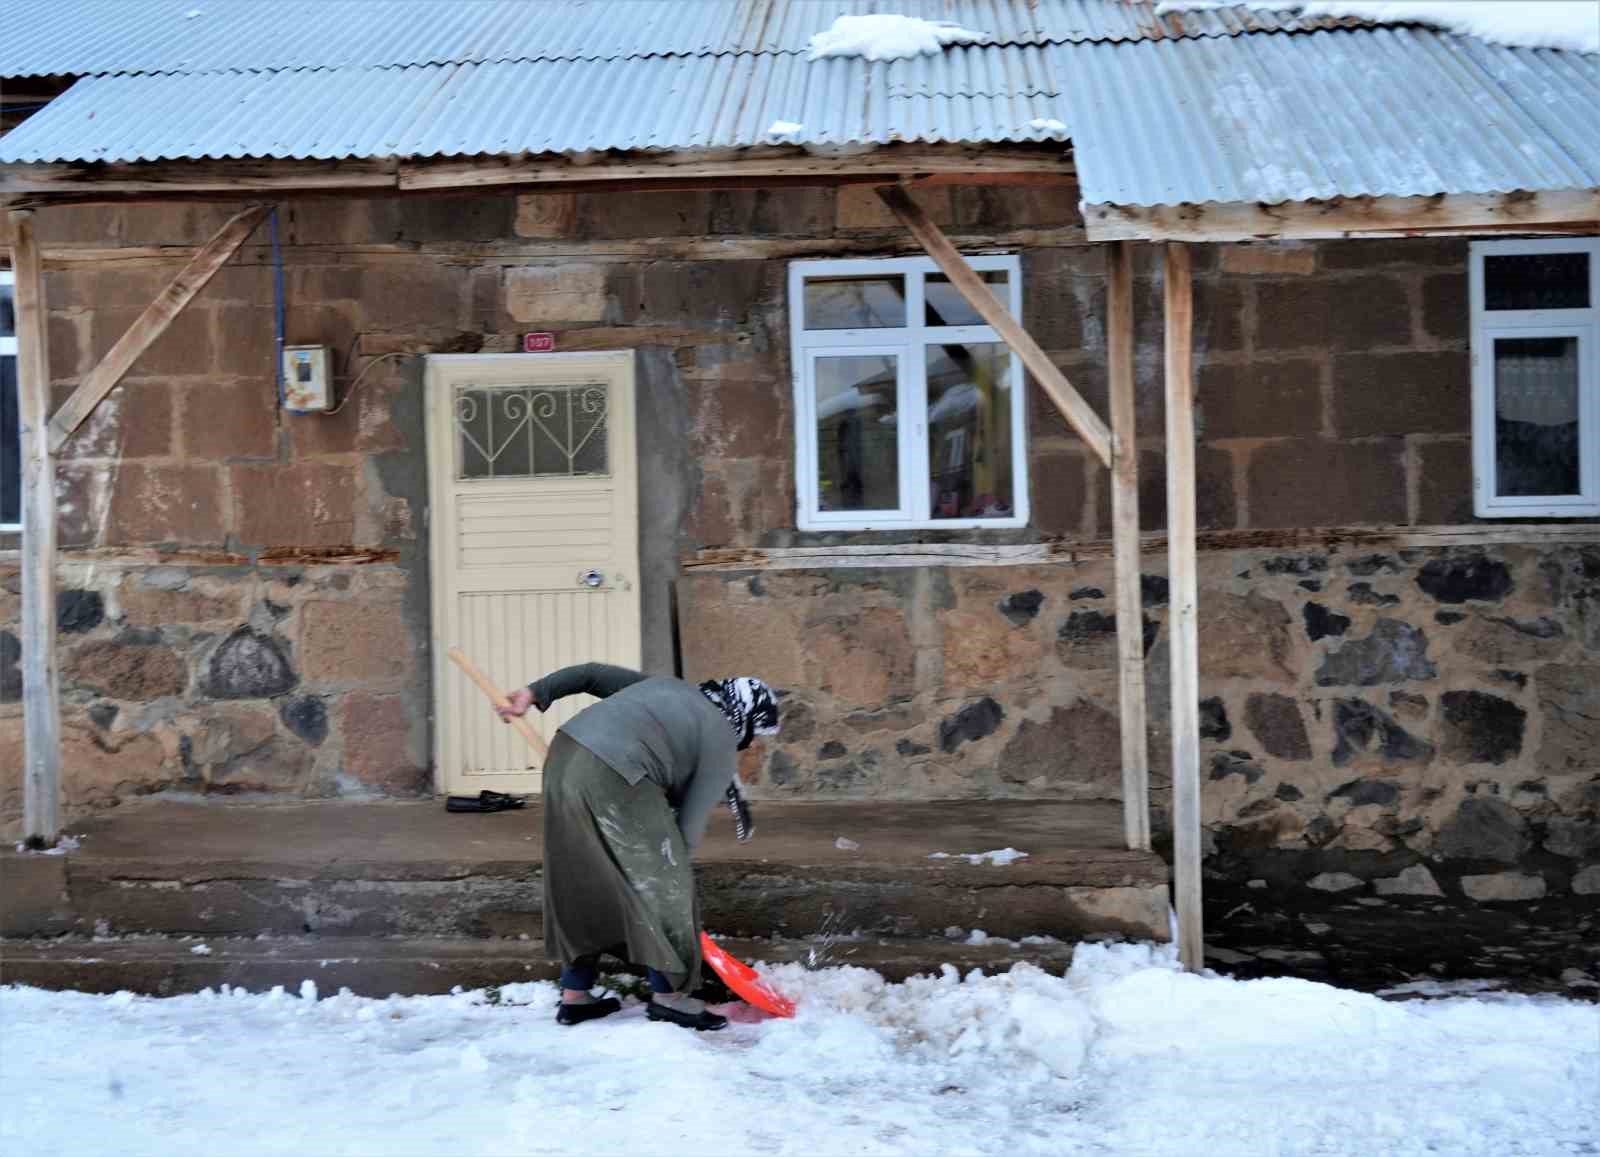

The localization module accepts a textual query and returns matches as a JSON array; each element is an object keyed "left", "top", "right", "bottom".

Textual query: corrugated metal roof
[
  {"left": 0, "top": 47, "right": 1072, "bottom": 162},
  {"left": 1059, "top": 26, "right": 1600, "bottom": 206},
  {"left": 0, "top": 0, "right": 1367, "bottom": 76}
]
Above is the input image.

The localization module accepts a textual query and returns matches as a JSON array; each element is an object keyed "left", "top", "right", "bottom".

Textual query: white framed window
[
  {"left": 788, "top": 255, "right": 1028, "bottom": 530},
  {"left": 0, "top": 269, "right": 18, "bottom": 531},
  {"left": 1469, "top": 238, "right": 1599, "bottom": 518}
]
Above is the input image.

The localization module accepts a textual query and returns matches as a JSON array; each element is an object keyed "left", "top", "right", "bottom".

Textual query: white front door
[{"left": 426, "top": 352, "right": 641, "bottom": 795}]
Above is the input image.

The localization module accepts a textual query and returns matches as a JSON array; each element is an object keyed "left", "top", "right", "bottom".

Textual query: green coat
[{"left": 530, "top": 663, "right": 738, "bottom": 850}]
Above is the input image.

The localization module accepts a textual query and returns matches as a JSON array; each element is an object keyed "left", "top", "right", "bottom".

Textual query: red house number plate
[{"left": 523, "top": 332, "right": 556, "bottom": 353}]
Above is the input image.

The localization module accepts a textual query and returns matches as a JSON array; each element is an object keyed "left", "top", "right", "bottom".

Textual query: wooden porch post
[
  {"left": 1163, "top": 241, "right": 1204, "bottom": 970},
  {"left": 9, "top": 208, "right": 61, "bottom": 847},
  {"left": 1107, "top": 241, "right": 1149, "bottom": 852}
]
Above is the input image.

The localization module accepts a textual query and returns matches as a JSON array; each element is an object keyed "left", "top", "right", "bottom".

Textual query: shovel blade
[{"left": 700, "top": 933, "right": 796, "bottom": 1018}]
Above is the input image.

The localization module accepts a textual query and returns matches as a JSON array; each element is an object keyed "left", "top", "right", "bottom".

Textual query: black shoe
[
  {"left": 446, "top": 790, "right": 527, "bottom": 813},
  {"left": 646, "top": 999, "right": 728, "bottom": 1032},
  {"left": 556, "top": 997, "right": 621, "bottom": 1026}
]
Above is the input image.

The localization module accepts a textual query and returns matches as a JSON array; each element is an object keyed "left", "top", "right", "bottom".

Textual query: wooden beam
[
  {"left": 1084, "top": 189, "right": 1600, "bottom": 242},
  {"left": 0, "top": 145, "right": 1075, "bottom": 203},
  {"left": 8, "top": 208, "right": 61, "bottom": 847},
  {"left": 47, "top": 203, "right": 270, "bottom": 451},
  {"left": 1163, "top": 241, "right": 1204, "bottom": 971},
  {"left": 877, "top": 184, "right": 1114, "bottom": 469},
  {"left": 1107, "top": 241, "right": 1150, "bottom": 853}
]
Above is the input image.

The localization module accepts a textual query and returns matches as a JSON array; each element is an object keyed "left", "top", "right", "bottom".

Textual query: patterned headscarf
[{"left": 700, "top": 676, "right": 780, "bottom": 842}]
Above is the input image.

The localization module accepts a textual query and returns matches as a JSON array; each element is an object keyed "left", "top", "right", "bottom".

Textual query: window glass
[
  {"left": 814, "top": 354, "right": 900, "bottom": 511},
  {"left": 804, "top": 276, "right": 906, "bottom": 329},
  {"left": 1494, "top": 335, "right": 1580, "bottom": 497},
  {"left": 925, "top": 271, "right": 1008, "bottom": 327},
  {"left": 926, "top": 342, "right": 1014, "bottom": 519},
  {"left": 456, "top": 383, "right": 609, "bottom": 480},
  {"left": 1484, "top": 251, "right": 1589, "bottom": 311},
  {"left": 0, "top": 281, "right": 13, "bottom": 338},
  {"left": 2, "top": 356, "right": 18, "bottom": 526}
]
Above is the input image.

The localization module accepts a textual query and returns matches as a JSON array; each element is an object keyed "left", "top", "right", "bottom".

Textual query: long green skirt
[{"left": 541, "top": 731, "right": 703, "bottom": 992}]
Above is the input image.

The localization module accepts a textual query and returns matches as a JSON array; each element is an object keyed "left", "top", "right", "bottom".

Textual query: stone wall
[
  {"left": 679, "top": 542, "right": 1600, "bottom": 903},
  {"left": 1, "top": 188, "right": 1595, "bottom": 862}
]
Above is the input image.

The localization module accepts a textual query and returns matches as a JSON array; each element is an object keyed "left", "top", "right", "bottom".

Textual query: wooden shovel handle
[{"left": 447, "top": 646, "right": 550, "bottom": 761}]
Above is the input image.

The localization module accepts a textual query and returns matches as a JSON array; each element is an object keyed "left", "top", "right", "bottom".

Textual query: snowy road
[{"left": 2, "top": 943, "right": 1595, "bottom": 1157}]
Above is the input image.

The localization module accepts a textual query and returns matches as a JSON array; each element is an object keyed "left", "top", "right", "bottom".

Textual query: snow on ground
[
  {"left": 928, "top": 847, "right": 1029, "bottom": 865},
  {"left": 1157, "top": 1, "right": 1600, "bottom": 54},
  {"left": 808, "top": 14, "right": 983, "bottom": 61},
  {"left": 2, "top": 942, "right": 1595, "bottom": 1157}
]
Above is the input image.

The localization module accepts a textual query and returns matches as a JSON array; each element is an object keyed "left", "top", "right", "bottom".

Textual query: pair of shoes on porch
[
  {"left": 446, "top": 790, "right": 527, "bottom": 813},
  {"left": 646, "top": 993, "right": 728, "bottom": 1032},
  {"left": 555, "top": 995, "right": 622, "bottom": 1026}
]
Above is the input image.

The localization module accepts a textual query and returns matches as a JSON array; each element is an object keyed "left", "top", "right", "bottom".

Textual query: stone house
[{"left": 1, "top": 2, "right": 1597, "bottom": 948}]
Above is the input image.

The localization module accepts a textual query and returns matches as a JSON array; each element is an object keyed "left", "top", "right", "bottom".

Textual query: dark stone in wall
[
  {"left": 1305, "top": 816, "right": 1341, "bottom": 846},
  {"left": 939, "top": 697, "right": 1004, "bottom": 753},
  {"left": 1275, "top": 783, "right": 1304, "bottom": 802},
  {"left": 1209, "top": 751, "right": 1263, "bottom": 784},
  {"left": 88, "top": 702, "right": 118, "bottom": 730},
  {"left": 766, "top": 750, "right": 798, "bottom": 787},
  {"left": 1316, "top": 619, "right": 1437, "bottom": 686},
  {"left": 1141, "top": 574, "right": 1169, "bottom": 607},
  {"left": 1332, "top": 699, "right": 1435, "bottom": 767},
  {"left": 1435, "top": 611, "right": 1465, "bottom": 625},
  {"left": 1060, "top": 609, "right": 1114, "bottom": 643},
  {"left": 1199, "top": 697, "right": 1231, "bottom": 741},
  {"left": 1298, "top": 580, "right": 1322, "bottom": 592},
  {"left": 1328, "top": 778, "right": 1399, "bottom": 807},
  {"left": 205, "top": 627, "right": 297, "bottom": 700},
  {"left": 57, "top": 589, "right": 105, "bottom": 634},
  {"left": 997, "top": 589, "right": 1044, "bottom": 626},
  {"left": 0, "top": 630, "right": 19, "bottom": 702},
  {"left": 1490, "top": 669, "right": 1528, "bottom": 689},
  {"left": 896, "top": 738, "right": 931, "bottom": 757},
  {"left": 1347, "top": 554, "right": 1400, "bottom": 576},
  {"left": 1069, "top": 586, "right": 1104, "bottom": 600},
  {"left": 1544, "top": 817, "right": 1600, "bottom": 860},
  {"left": 279, "top": 696, "right": 329, "bottom": 747},
  {"left": 1264, "top": 555, "right": 1328, "bottom": 576},
  {"left": 1303, "top": 603, "right": 1351, "bottom": 642},
  {"left": 1416, "top": 556, "right": 1513, "bottom": 604},
  {"left": 1440, "top": 691, "right": 1525, "bottom": 766},
  {"left": 818, "top": 740, "right": 847, "bottom": 759},
  {"left": 1347, "top": 582, "right": 1400, "bottom": 607},
  {"left": 1436, "top": 797, "right": 1528, "bottom": 863},
  {"left": 1245, "top": 692, "right": 1312, "bottom": 760}
]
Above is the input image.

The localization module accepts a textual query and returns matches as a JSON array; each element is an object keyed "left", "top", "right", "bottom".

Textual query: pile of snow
[
  {"left": 808, "top": 14, "right": 983, "bottom": 61},
  {"left": 1157, "top": 1, "right": 1600, "bottom": 54},
  {"left": 2, "top": 941, "right": 1596, "bottom": 1156},
  {"left": 928, "top": 847, "right": 1030, "bottom": 865}
]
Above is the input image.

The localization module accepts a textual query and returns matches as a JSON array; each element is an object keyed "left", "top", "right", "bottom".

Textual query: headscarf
[{"left": 700, "top": 676, "right": 780, "bottom": 842}]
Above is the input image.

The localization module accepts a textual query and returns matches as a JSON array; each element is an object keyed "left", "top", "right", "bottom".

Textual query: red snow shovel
[{"left": 701, "top": 933, "right": 795, "bottom": 1018}]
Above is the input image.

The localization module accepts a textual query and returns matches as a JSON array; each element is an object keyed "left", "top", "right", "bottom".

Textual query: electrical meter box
[{"left": 282, "top": 345, "right": 332, "bottom": 412}]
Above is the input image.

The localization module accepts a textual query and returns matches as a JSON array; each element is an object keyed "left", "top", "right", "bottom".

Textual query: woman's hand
[{"left": 497, "top": 687, "right": 534, "bottom": 721}]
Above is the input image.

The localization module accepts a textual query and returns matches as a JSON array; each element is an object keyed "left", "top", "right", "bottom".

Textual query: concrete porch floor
[{"left": 2, "top": 797, "right": 1170, "bottom": 995}]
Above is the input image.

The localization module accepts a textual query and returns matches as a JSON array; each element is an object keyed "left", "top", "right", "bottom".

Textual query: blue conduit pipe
[{"left": 269, "top": 205, "right": 286, "bottom": 409}]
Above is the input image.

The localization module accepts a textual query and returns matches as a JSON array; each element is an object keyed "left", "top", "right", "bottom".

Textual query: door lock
[{"left": 580, "top": 569, "right": 605, "bottom": 588}]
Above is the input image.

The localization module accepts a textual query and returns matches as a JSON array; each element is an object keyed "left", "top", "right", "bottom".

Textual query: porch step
[
  {"left": 0, "top": 933, "right": 1082, "bottom": 997},
  {"left": 3, "top": 797, "right": 1169, "bottom": 947}
]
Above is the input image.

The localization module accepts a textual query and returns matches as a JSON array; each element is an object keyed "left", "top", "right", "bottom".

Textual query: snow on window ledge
[
  {"left": 807, "top": 14, "right": 984, "bottom": 62},
  {"left": 1155, "top": 1, "right": 1600, "bottom": 55}
]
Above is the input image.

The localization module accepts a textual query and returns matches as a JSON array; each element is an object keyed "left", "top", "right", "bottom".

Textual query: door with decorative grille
[{"left": 425, "top": 352, "right": 640, "bottom": 794}]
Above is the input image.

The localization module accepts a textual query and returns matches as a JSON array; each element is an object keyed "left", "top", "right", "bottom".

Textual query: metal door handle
[{"left": 580, "top": 569, "right": 605, "bottom": 588}]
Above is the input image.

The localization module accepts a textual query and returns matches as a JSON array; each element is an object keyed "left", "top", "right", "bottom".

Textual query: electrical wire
[{"left": 325, "top": 351, "right": 408, "bottom": 416}]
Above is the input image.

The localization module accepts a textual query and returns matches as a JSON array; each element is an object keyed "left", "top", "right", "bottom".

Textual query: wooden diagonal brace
[
  {"left": 876, "top": 184, "right": 1113, "bottom": 469},
  {"left": 47, "top": 202, "right": 272, "bottom": 451}
]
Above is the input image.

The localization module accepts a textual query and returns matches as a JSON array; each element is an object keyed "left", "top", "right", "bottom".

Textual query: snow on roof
[
  {"left": 806, "top": 14, "right": 984, "bottom": 62},
  {"left": 1158, "top": 1, "right": 1600, "bottom": 54}
]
